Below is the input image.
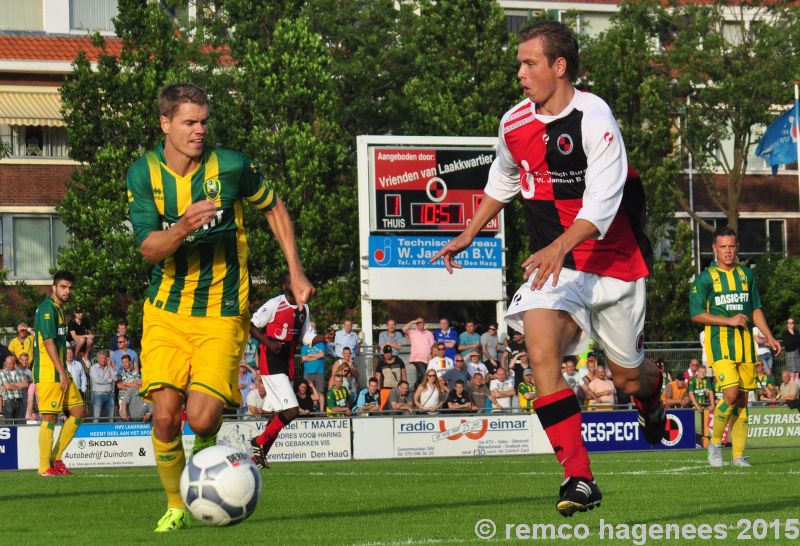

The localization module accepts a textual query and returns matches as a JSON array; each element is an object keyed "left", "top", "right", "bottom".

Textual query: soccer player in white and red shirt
[{"left": 432, "top": 21, "right": 665, "bottom": 517}]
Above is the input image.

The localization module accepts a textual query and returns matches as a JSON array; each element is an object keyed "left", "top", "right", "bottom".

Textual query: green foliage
[{"left": 751, "top": 253, "right": 800, "bottom": 332}]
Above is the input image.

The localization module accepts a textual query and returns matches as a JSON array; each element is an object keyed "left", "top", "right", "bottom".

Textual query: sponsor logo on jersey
[
  {"left": 556, "top": 134, "right": 574, "bottom": 155},
  {"left": 603, "top": 131, "right": 614, "bottom": 143}
]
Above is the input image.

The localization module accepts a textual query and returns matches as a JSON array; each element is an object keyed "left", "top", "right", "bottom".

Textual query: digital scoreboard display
[{"left": 370, "top": 147, "right": 500, "bottom": 233}]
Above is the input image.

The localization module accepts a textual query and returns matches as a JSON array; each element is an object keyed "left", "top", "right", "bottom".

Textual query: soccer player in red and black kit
[
  {"left": 249, "top": 273, "right": 326, "bottom": 468},
  {"left": 432, "top": 21, "right": 665, "bottom": 516}
]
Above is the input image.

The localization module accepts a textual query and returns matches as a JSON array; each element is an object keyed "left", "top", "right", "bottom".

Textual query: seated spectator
[
  {"left": 501, "top": 330, "right": 526, "bottom": 369},
  {"left": 378, "top": 319, "right": 403, "bottom": 356},
  {"left": 427, "top": 343, "right": 453, "bottom": 379},
  {"left": 465, "top": 351, "right": 488, "bottom": 378},
  {"left": 108, "top": 320, "right": 139, "bottom": 352},
  {"left": 662, "top": 371, "right": 690, "bottom": 408},
  {"left": 489, "top": 367, "right": 515, "bottom": 409},
  {"left": 115, "top": 355, "right": 142, "bottom": 404},
  {"left": 517, "top": 368, "right": 536, "bottom": 412},
  {"left": 442, "top": 354, "right": 471, "bottom": 390},
  {"left": 354, "top": 378, "right": 382, "bottom": 414},
  {"left": 246, "top": 378, "right": 269, "bottom": 417},
  {"left": 90, "top": 352, "right": 115, "bottom": 421},
  {"left": 446, "top": 379, "right": 474, "bottom": 412},
  {"left": 754, "top": 361, "right": 777, "bottom": 401},
  {"left": 688, "top": 364, "right": 713, "bottom": 412},
  {"left": 468, "top": 373, "right": 500, "bottom": 411},
  {"left": 375, "top": 345, "right": 406, "bottom": 409},
  {"left": 777, "top": 370, "right": 799, "bottom": 401},
  {"left": 120, "top": 388, "right": 152, "bottom": 422},
  {"left": 330, "top": 347, "right": 360, "bottom": 387},
  {"left": 458, "top": 321, "right": 481, "bottom": 358},
  {"left": 509, "top": 351, "right": 531, "bottom": 386},
  {"left": 0, "top": 355, "right": 29, "bottom": 423},
  {"left": 65, "top": 346, "right": 87, "bottom": 396},
  {"left": 382, "top": 381, "right": 414, "bottom": 414},
  {"left": 326, "top": 374, "right": 351, "bottom": 416},
  {"left": 68, "top": 308, "right": 95, "bottom": 364},
  {"left": 297, "top": 379, "right": 323, "bottom": 415},
  {"left": 301, "top": 321, "right": 327, "bottom": 394},
  {"left": 238, "top": 363, "right": 256, "bottom": 416},
  {"left": 587, "top": 366, "right": 616, "bottom": 410},
  {"left": 329, "top": 319, "right": 359, "bottom": 357},
  {"left": 8, "top": 322, "right": 32, "bottom": 363},
  {"left": 414, "top": 370, "right": 445, "bottom": 412},
  {"left": 329, "top": 359, "right": 359, "bottom": 404},
  {"left": 111, "top": 335, "right": 139, "bottom": 372}
]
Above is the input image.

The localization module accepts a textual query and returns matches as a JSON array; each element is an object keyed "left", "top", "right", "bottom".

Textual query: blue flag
[{"left": 755, "top": 100, "right": 799, "bottom": 175}]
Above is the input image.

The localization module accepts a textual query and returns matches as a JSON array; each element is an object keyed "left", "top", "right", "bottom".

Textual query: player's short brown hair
[
  {"left": 518, "top": 21, "right": 579, "bottom": 82},
  {"left": 159, "top": 83, "right": 208, "bottom": 119}
]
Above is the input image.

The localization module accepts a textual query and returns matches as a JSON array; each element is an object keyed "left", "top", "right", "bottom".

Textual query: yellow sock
[
  {"left": 39, "top": 421, "right": 55, "bottom": 473},
  {"left": 52, "top": 416, "right": 82, "bottom": 461},
  {"left": 711, "top": 402, "right": 735, "bottom": 445},
  {"left": 730, "top": 407, "right": 748, "bottom": 459},
  {"left": 153, "top": 434, "right": 186, "bottom": 510}
]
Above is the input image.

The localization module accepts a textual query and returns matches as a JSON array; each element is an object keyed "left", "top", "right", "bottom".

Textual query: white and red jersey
[
  {"left": 485, "top": 91, "right": 651, "bottom": 281},
  {"left": 251, "top": 294, "right": 316, "bottom": 379}
]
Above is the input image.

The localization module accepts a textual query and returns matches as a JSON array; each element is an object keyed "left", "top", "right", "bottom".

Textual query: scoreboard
[{"left": 370, "top": 147, "right": 500, "bottom": 233}]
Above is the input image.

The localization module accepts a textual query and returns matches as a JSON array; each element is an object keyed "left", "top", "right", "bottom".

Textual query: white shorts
[
  {"left": 260, "top": 374, "right": 299, "bottom": 412},
  {"left": 505, "top": 268, "right": 646, "bottom": 368}
]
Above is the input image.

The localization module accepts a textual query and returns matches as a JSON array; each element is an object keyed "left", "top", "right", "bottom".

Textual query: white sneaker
[
  {"left": 731, "top": 456, "right": 752, "bottom": 467},
  {"left": 708, "top": 443, "right": 723, "bottom": 467}
]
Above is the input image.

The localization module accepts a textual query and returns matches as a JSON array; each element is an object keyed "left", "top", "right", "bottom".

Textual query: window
[
  {"left": 0, "top": 125, "right": 69, "bottom": 158},
  {"left": 0, "top": 0, "right": 43, "bottom": 31},
  {"left": 1, "top": 215, "right": 68, "bottom": 280},
  {"left": 578, "top": 12, "right": 613, "bottom": 37},
  {"left": 70, "top": 0, "right": 119, "bottom": 32},
  {"left": 698, "top": 218, "right": 785, "bottom": 269}
]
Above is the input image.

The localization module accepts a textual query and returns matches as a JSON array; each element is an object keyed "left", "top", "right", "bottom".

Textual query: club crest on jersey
[
  {"left": 203, "top": 178, "right": 222, "bottom": 200},
  {"left": 556, "top": 134, "right": 573, "bottom": 155}
]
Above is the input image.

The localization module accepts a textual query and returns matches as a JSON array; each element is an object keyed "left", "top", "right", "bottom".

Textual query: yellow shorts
[
  {"left": 711, "top": 359, "right": 755, "bottom": 392},
  {"left": 139, "top": 301, "right": 249, "bottom": 409},
  {"left": 36, "top": 381, "right": 84, "bottom": 414}
]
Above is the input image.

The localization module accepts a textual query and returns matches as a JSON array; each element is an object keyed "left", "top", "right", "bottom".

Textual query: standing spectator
[
  {"left": 446, "top": 379, "right": 474, "bottom": 412},
  {"left": 90, "top": 351, "right": 116, "bottom": 421},
  {"left": 777, "top": 370, "right": 799, "bottom": 401},
  {"left": 687, "top": 358, "right": 699, "bottom": 379},
  {"left": 246, "top": 379, "right": 268, "bottom": 417},
  {"left": 753, "top": 326, "right": 774, "bottom": 373},
  {"left": 501, "top": 330, "right": 526, "bottom": 369},
  {"left": 108, "top": 321, "right": 139, "bottom": 352},
  {"left": 0, "top": 355, "right": 29, "bottom": 422},
  {"left": 465, "top": 351, "right": 489, "bottom": 378},
  {"left": 782, "top": 317, "right": 800, "bottom": 384},
  {"left": 754, "top": 361, "right": 777, "bottom": 401},
  {"left": 587, "top": 366, "right": 616, "bottom": 410},
  {"left": 0, "top": 342, "right": 11, "bottom": 366},
  {"left": 8, "top": 322, "right": 33, "bottom": 363},
  {"left": 111, "top": 335, "right": 140, "bottom": 372},
  {"left": 17, "top": 352, "right": 33, "bottom": 383},
  {"left": 65, "top": 346, "right": 87, "bottom": 396},
  {"left": 414, "top": 370, "right": 445, "bottom": 412},
  {"left": 326, "top": 375, "right": 351, "bottom": 416},
  {"left": 576, "top": 339, "right": 598, "bottom": 370},
  {"left": 378, "top": 319, "right": 403, "bottom": 356},
  {"left": 458, "top": 321, "right": 481, "bottom": 357},
  {"left": 433, "top": 318, "right": 458, "bottom": 361},
  {"left": 662, "top": 372, "right": 690, "bottom": 408},
  {"left": 354, "top": 378, "right": 382, "bottom": 414},
  {"left": 68, "top": 307, "right": 95, "bottom": 365},
  {"left": 490, "top": 367, "right": 515, "bottom": 409},
  {"left": 120, "top": 388, "right": 152, "bottom": 422},
  {"left": 375, "top": 346, "right": 407, "bottom": 408},
  {"left": 562, "top": 358, "right": 582, "bottom": 399},
  {"left": 237, "top": 363, "right": 256, "bottom": 417},
  {"left": 330, "top": 348, "right": 360, "bottom": 391},
  {"left": 243, "top": 333, "right": 259, "bottom": 371},
  {"left": 427, "top": 344, "right": 453, "bottom": 379},
  {"left": 403, "top": 317, "right": 435, "bottom": 386},
  {"left": 688, "top": 365, "right": 713, "bottom": 412},
  {"left": 443, "top": 354, "right": 471, "bottom": 390},
  {"left": 468, "top": 373, "right": 501, "bottom": 411},
  {"left": 301, "top": 321, "right": 327, "bottom": 394},
  {"left": 330, "top": 319, "right": 359, "bottom": 357},
  {"left": 518, "top": 368, "right": 537, "bottom": 412},
  {"left": 654, "top": 359, "right": 672, "bottom": 391},
  {"left": 509, "top": 351, "right": 532, "bottom": 386},
  {"left": 116, "top": 355, "right": 142, "bottom": 402},
  {"left": 480, "top": 323, "right": 503, "bottom": 368},
  {"left": 382, "top": 381, "right": 414, "bottom": 414}
]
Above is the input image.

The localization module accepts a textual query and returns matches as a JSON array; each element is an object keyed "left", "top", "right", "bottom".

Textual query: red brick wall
[{"left": 0, "top": 164, "right": 72, "bottom": 206}]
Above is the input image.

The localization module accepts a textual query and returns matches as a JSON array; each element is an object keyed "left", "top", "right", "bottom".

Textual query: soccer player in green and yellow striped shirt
[
  {"left": 128, "top": 83, "right": 314, "bottom": 532},
  {"left": 689, "top": 226, "right": 780, "bottom": 468}
]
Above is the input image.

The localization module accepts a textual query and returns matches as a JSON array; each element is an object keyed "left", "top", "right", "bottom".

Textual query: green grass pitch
[{"left": 3, "top": 447, "right": 798, "bottom": 545}]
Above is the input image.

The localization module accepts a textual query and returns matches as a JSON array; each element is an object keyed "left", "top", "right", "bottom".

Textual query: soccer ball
[{"left": 179, "top": 444, "right": 262, "bottom": 526}]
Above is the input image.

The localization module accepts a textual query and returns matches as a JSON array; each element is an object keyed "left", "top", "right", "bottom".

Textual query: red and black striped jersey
[
  {"left": 486, "top": 91, "right": 651, "bottom": 281},
  {"left": 251, "top": 294, "right": 315, "bottom": 379}
]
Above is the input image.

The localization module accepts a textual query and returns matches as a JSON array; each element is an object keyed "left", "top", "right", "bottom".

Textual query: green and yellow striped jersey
[
  {"left": 689, "top": 262, "right": 761, "bottom": 364},
  {"left": 127, "top": 143, "right": 276, "bottom": 317},
  {"left": 32, "top": 296, "right": 67, "bottom": 383},
  {"left": 688, "top": 376, "right": 710, "bottom": 405}
]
